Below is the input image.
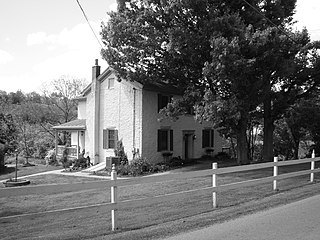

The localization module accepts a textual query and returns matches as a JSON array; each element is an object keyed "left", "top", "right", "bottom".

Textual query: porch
[
  {"left": 52, "top": 119, "right": 86, "bottom": 160},
  {"left": 56, "top": 145, "right": 78, "bottom": 159}
]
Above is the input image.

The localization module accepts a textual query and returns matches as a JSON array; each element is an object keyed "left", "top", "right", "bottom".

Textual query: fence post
[
  {"left": 111, "top": 164, "right": 118, "bottom": 231},
  {"left": 311, "top": 150, "right": 315, "bottom": 183},
  {"left": 273, "top": 157, "right": 278, "bottom": 191},
  {"left": 212, "top": 162, "right": 218, "bottom": 208}
]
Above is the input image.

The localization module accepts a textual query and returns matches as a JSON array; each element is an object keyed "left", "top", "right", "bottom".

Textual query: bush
[
  {"left": 60, "top": 157, "right": 72, "bottom": 169},
  {"left": 168, "top": 156, "right": 183, "bottom": 167},
  {"left": 116, "top": 158, "right": 170, "bottom": 176},
  {"left": 212, "top": 152, "right": 232, "bottom": 162},
  {"left": 45, "top": 149, "right": 58, "bottom": 165},
  {"left": 60, "top": 148, "right": 71, "bottom": 169},
  {"left": 114, "top": 140, "right": 128, "bottom": 165},
  {"left": 149, "top": 163, "right": 169, "bottom": 173},
  {"left": 72, "top": 156, "right": 88, "bottom": 169},
  {"left": 128, "top": 158, "right": 151, "bottom": 176}
]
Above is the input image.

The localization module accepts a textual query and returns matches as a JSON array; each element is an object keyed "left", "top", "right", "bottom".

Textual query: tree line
[
  {"left": 0, "top": 77, "right": 87, "bottom": 160},
  {"left": 101, "top": 0, "right": 320, "bottom": 163}
]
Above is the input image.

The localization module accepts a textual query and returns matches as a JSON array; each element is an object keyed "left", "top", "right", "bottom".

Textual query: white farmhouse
[{"left": 53, "top": 60, "right": 227, "bottom": 165}]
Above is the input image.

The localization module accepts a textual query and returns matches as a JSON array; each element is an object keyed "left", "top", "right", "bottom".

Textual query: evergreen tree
[{"left": 101, "top": 0, "right": 320, "bottom": 163}]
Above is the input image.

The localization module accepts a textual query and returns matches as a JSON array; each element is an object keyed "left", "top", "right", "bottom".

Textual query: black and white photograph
[{"left": 1, "top": 0, "right": 320, "bottom": 239}]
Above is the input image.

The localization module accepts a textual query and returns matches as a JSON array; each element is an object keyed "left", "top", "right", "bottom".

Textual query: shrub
[
  {"left": 116, "top": 163, "right": 130, "bottom": 176},
  {"left": 212, "top": 152, "right": 232, "bottom": 162},
  {"left": 168, "top": 156, "right": 183, "bottom": 167},
  {"left": 60, "top": 148, "right": 71, "bottom": 169},
  {"left": 60, "top": 157, "right": 72, "bottom": 169},
  {"left": 116, "top": 158, "right": 165, "bottom": 176},
  {"left": 149, "top": 163, "right": 169, "bottom": 173},
  {"left": 114, "top": 140, "right": 128, "bottom": 165},
  {"left": 72, "top": 156, "right": 88, "bottom": 169},
  {"left": 45, "top": 149, "right": 58, "bottom": 165},
  {"left": 128, "top": 158, "right": 151, "bottom": 176}
]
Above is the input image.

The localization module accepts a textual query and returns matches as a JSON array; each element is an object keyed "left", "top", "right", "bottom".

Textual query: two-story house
[{"left": 53, "top": 60, "right": 226, "bottom": 165}]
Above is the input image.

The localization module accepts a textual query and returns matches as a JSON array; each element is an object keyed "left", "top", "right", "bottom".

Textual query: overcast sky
[{"left": 0, "top": 0, "right": 319, "bottom": 93}]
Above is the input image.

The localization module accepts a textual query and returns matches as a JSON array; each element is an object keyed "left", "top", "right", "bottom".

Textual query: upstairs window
[
  {"left": 103, "top": 128, "right": 118, "bottom": 149},
  {"left": 157, "top": 129, "right": 173, "bottom": 152},
  {"left": 202, "top": 129, "right": 214, "bottom": 148},
  {"left": 158, "top": 94, "right": 171, "bottom": 112}
]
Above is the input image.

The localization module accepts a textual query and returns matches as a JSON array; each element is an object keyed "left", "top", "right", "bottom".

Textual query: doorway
[{"left": 183, "top": 131, "right": 195, "bottom": 160}]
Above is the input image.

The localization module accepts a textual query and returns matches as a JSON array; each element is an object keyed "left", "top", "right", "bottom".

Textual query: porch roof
[{"left": 52, "top": 119, "right": 86, "bottom": 131}]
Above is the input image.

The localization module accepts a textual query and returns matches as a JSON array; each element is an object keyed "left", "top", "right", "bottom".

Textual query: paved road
[{"left": 162, "top": 194, "right": 320, "bottom": 240}]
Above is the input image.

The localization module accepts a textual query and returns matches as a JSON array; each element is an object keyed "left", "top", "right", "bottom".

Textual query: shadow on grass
[
  {"left": 0, "top": 166, "right": 17, "bottom": 175},
  {"left": 171, "top": 158, "right": 238, "bottom": 173}
]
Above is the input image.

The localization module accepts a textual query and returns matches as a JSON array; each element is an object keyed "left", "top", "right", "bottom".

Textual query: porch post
[
  {"left": 55, "top": 130, "right": 58, "bottom": 157},
  {"left": 77, "top": 131, "right": 80, "bottom": 159}
]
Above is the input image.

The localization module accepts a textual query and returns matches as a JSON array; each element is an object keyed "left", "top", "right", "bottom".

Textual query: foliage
[
  {"left": 116, "top": 158, "right": 169, "bottom": 176},
  {"left": 114, "top": 139, "right": 128, "bottom": 165},
  {"left": 0, "top": 113, "right": 17, "bottom": 154},
  {"left": 0, "top": 77, "right": 87, "bottom": 162},
  {"left": 44, "top": 149, "right": 58, "bottom": 165},
  {"left": 168, "top": 156, "right": 183, "bottom": 167},
  {"left": 72, "top": 156, "right": 88, "bottom": 169},
  {"left": 38, "top": 76, "right": 88, "bottom": 144},
  {"left": 212, "top": 152, "right": 232, "bottom": 162},
  {"left": 101, "top": 0, "right": 320, "bottom": 165},
  {"left": 60, "top": 148, "right": 72, "bottom": 169}
]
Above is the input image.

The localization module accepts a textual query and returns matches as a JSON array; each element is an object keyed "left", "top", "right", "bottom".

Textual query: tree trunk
[
  {"left": 263, "top": 95, "right": 274, "bottom": 162},
  {"left": 292, "top": 139, "right": 299, "bottom": 160},
  {"left": 236, "top": 115, "right": 249, "bottom": 164}
]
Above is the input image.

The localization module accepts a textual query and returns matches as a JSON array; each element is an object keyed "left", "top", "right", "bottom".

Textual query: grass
[
  {"left": 0, "top": 161, "right": 319, "bottom": 240},
  {"left": 0, "top": 156, "right": 63, "bottom": 182}
]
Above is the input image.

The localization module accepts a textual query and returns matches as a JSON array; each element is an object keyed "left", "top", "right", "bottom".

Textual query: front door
[{"left": 183, "top": 131, "right": 194, "bottom": 160}]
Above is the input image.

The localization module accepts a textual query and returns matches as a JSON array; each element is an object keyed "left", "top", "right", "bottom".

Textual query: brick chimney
[{"left": 92, "top": 59, "right": 101, "bottom": 81}]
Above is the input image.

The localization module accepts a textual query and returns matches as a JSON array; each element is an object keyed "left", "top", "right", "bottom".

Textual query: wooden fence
[{"left": 1, "top": 153, "right": 320, "bottom": 231}]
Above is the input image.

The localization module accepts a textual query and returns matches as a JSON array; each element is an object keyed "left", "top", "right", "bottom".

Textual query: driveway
[{"left": 161, "top": 194, "right": 320, "bottom": 240}]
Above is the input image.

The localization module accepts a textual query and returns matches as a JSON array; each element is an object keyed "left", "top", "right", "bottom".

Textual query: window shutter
[
  {"left": 103, "top": 129, "right": 108, "bottom": 149},
  {"left": 170, "top": 130, "right": 173, "bottom": 151},
  {"left": 202, "top": 130, "right": 206, "bottom": 148},
  {"left": 114, "top": 129, "right": 119, "bottom": 149},
  {"left": 211, "top": 129, "right": 214, "bottom": 147}
]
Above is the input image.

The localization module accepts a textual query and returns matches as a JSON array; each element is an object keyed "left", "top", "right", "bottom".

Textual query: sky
[{"left": 0, "top": 0, "right": 319, "bottom": 93}]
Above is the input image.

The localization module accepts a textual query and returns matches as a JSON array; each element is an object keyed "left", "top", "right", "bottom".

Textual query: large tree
[{"left": 101, "top": 0, "right": 320, "bottom": 163}]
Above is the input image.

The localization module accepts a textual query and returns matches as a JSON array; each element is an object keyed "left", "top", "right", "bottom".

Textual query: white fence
[{"left": 1, "top": 154, "right": 320, "bottom": 231}]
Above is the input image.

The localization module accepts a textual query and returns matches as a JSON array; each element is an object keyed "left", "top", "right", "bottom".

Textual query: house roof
[
  {"left": 78, "top": 67, "right": 183, "bottom": 98},
  {"left": 80, "top": 67, "right": 114, "bottom": 97},
  {"left": 52, "top": 119, "right": 86, "bottom": 131},
  {"left": 142, "top": 82, "right": 182, "bottom": 95}
]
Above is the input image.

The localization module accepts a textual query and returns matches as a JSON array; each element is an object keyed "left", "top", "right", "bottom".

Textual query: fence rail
[{"left": 1, "top": 154, "right": 320, "bottom": 231}]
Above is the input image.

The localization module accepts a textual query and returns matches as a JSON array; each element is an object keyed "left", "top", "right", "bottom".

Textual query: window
[
  {"left": 103, "top": 129, "right": 118, "bottom": 149},
  {"left": 157, "top": 129, "right": 173, "bottom": 151},
  {"left": 108, "top": 78, "right": 115, "bottom": 89},
  {"left": 158, "top": 94, "right": 171, "bottom": 112},
  {"left": 202, "top": 129, "right": 214, "bottom": 148}
]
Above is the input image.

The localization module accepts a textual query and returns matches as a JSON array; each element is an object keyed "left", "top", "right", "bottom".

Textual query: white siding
[
  {"left": 142, "top": 90, "right": 224, "bottom": 163},
  {"left": 97, "top": 74, "right": 143, "bottom": 163},
  {"left": 77, "top": 101, "right": 86, "bottom": 120}
]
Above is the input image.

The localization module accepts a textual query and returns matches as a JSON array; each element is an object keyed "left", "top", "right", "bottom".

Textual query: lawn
[
  {"left": 0, "top": 156, "right": 63, "bottom": 181},
  {"left": 0, "top": 161, "right": 319, "bottom": 240}
]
